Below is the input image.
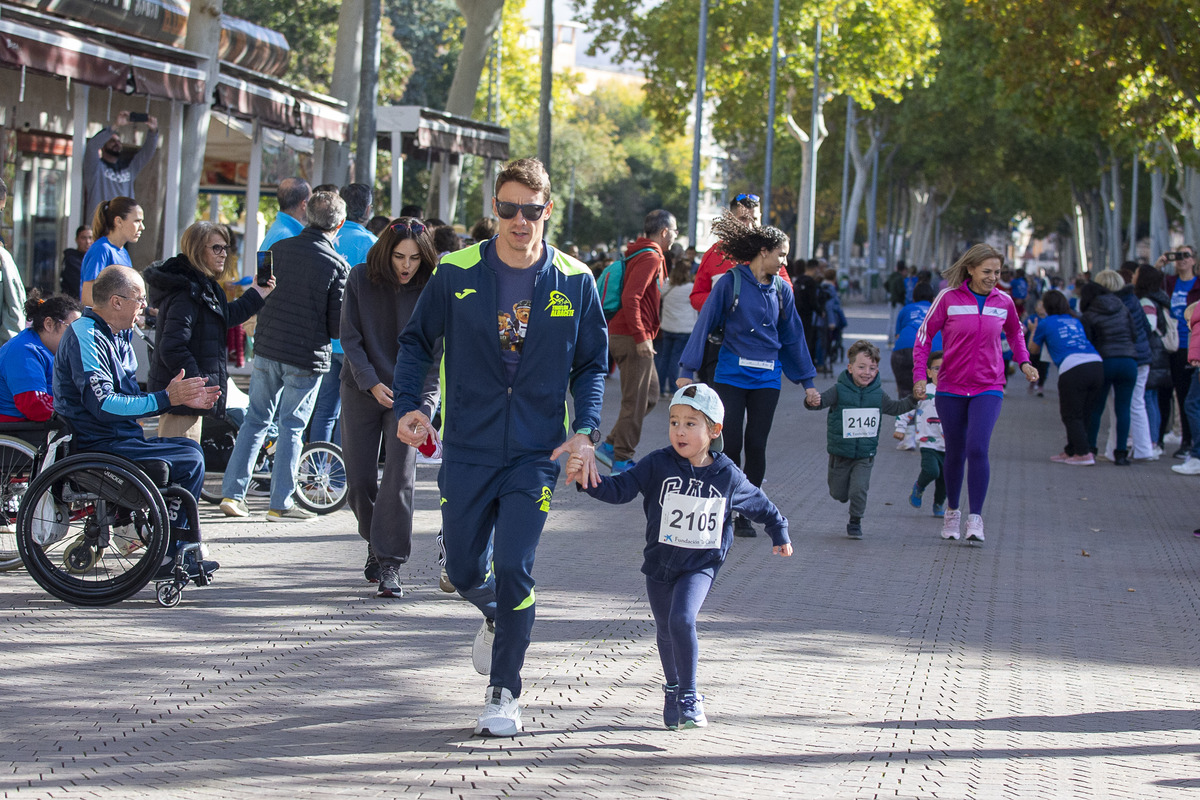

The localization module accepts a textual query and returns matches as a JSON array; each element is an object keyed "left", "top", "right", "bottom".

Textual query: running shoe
[
  {"left": 267, "top": 506, "right": 317, "bottom": 522},
  {"left": 472, "top": 618, "right": 495, "bottom": 675},
  {"left": 1172, "top": 456, "right": 1200, "bottom": 475},
  {"left": 474, "top": 685, "right": 522, "bottom": 737},
  {"left": 219, "top": 497, "right": 250, "bottom": 518},
  {"left": 1064, "top": 454, "right": 1095, "bottom": 466},
  {"left": 678, "top": 691, "right": 708, "bottom": 728},
  {"left": 1050, "top": 452, "right": 1071, "bottom": 463},
  {"left": 439, "top": 568, "right": 456, "bottom": 593},
  {"left": 364, "top": 549, "right": 380, "bottom": 583},
  {"left": 908, "top": 481, "right": 923, "bottom": 508},
  {"left": 594, "top": 442, "right": 615, "bottom": 467},
  {"left": 733, "top": 514, "right": 757, "bottom": 538},
  {"left": 966, "top": 514, "right": 985, "bottom": 543},
  {"left": 941, "top": 509, "right": 961, "bottom": 540},
  {"left": 376, "top": 565, "right": 404, "bottom": 598},
  {"left": 246, "top": 478, "right": 271, "bottom": 497},
  {"left": 611, "top": 458, "right": 636, "bottom": 475},
  {"left": 663, "top": 684, "right": 681, "bottom": 730},
  {"left": 932, "top": 503, "right": 945, "bottom": 518},
  {"left": 846, "top": 520, "right": 863, "bottom": 539}
]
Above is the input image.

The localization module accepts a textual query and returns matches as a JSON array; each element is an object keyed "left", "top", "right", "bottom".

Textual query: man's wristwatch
[{"left": 575, "top": 426, "right": 602, "bottom": 444}]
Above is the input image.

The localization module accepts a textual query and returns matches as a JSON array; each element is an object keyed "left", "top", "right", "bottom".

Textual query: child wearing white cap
[{"left": 566, "top": 383, "right": 792, "bottom": 730}]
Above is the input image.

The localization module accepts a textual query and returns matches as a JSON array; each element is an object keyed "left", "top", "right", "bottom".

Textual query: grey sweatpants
[
  {"left": 339, "top": 383, "right": 419, "bottom": 567},
  {"left": 827, "top": 454, "right": 874, "bottom": 519}
]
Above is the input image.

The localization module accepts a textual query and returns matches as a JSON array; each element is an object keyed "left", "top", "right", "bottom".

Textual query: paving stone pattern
[{"left": 2, "top": 305, "right": 1198, "bottom": 799}]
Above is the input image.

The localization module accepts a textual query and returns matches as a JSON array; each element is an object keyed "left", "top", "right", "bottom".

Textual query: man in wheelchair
[{"left": 53, "top": 266, "right": 222, "bottom": 580}]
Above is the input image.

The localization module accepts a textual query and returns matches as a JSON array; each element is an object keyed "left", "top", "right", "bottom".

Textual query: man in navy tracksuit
[
  {"left": 394, "top": 158, "right": 608, "bottom": 737},
  {"left": 53, "top": 265, "right": 221, "bottom": 577}
]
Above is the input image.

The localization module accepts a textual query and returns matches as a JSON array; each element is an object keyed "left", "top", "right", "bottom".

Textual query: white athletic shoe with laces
[
  {"left": 941, "top": 509, "right": 961, "bottom": 540},
  {"left": 966, "top": 514, "right": 985, "bottom": 543},
  {"left": 474, "top": 685, "right": 522, "bottom": 737}
]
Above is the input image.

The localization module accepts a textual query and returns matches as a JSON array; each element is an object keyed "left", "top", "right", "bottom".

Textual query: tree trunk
[
  {"left": 354, "top": 0, "right": 381, "bottom": 187},
  {"left": 1126, "top": 154, "right": 1140, "bottom": 262},
  {"left": 840, "top": 114, "right": 886, "bottom": 280},
  {"left": 784, "top": 87, "right": 827, "bottom": 261},
  {"left": 1150, "top": 168, "right": 1170, "bottom": 260},
  {"left": 177, "top": 0, "right": 223, "bottom": 234},
  {"left": 1109, "top": 154, "right": 1122, "bottom": 270},
  {"left": 324, "top": 0, "right": 365, "bottom": 186},
  {"left": 429, "top": 0, "right": 506, "bottom": 221}
]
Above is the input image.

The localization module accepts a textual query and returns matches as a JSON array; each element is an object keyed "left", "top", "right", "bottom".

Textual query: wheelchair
[
  {"left": 13, "top": 418, "right": 215, "bottom": 607},
  {"left": 0, "top": 421, "right": 56, "bottom": 572},
  {"left": 198, "top": 415, "right": 348, "bottom": 514}
]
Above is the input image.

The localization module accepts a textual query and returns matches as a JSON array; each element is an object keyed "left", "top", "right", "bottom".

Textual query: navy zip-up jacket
[
  {"left": 53, "top": 309, "right": 167, "bottom": 447},
  {"left": 584, "top": 446, "right": 789, "bottom": 583},
  {"left": 393, "top": 239, "right": 608, "bottom": 467}
]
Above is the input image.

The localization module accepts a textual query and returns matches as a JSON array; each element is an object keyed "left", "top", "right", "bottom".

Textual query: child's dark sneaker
[
  {"left": 678, "top": 691, "right": 708, "bottom": 728},
  {"left": 846, "top": 520, "right": 863, "bottom": 539},
  {"left": 908, "top": 481, "right": 922, "bottom": 508},
  {"left": 733, "top": 514, "right": 757, "bottom": 538},
  {"left": 932, "top": 502, "right": 945, "bottom": 517},
  {"left": 663, "top": 684, "right": 680, "bottom": 730},
  {"left": 364, "top": 549, "right": 380, "bottom": 583}
]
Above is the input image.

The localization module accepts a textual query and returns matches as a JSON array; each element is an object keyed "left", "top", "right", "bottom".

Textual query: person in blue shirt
[
  {"left": 567, "top": 383, "right": 791, "bottom": 730},
  {"left": 80, "top": 197, "right": 143, "bottom": 307},
  {"left": 1027, "top": 290, "right": 1104, "bottom": 465},
  {"left": 678, "top": 215, "right": 819, "bottom": 538},
  {"left": 0, "top": 292, "right": 83, "bottom": 421},
  {"left": 1162, "top": 245, "right": 1198, "bottom": 455},
  {"left": 260, "top": 178, "right": 311, "bottom": 250},
  {"left": 891, "top": 281, "right": 942, "bottom": 403}
]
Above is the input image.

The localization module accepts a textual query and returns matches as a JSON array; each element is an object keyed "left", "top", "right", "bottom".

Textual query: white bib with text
[
  {"left": 659, "top": 492, "right": 727, "bottom": 549},
  {"left": 842, "top": 408, "right": 880, "bottom": 439},
  {"left": 738, "top": 356, "right": 776, "bottom": 371}
]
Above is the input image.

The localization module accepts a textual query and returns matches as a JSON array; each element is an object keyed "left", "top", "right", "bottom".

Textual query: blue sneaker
[
  {"left": 678, "top": 691, "right": 708, "bottom": 728},
  {"left": 932, "top": 503, "right": 945, "bottom": 517},
  {"left": 909, "top": 481, "right": 923, "bottom": 509},
  {"left": 663, "top": 684, "right": 680, "bottom": 730},
  {"left": 594, "top": 442, "right": 615, "bottom": 467},
  {"left": 611, "top": 458, "right": 636, "bottom": 475}
]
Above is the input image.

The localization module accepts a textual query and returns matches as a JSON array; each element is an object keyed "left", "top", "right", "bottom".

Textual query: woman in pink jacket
[{"left": 913, "top": 244, "right": 1038, "bottom": 543}]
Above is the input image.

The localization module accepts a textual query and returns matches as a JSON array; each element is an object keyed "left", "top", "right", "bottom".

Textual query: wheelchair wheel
[
  {"left": 293, "top": 441, "right": 348, "bottom": 514},
  {"left": 199, "top": 472, "right": 223, "bottom": 505},
  {"left": 0, "top": 436, "right": 37, "bottom": 571},
  {"left": 16, "top": 453, "right": 170, "bottom": 606}
]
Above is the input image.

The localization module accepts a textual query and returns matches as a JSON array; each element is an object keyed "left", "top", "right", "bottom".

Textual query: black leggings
[
  {"left": 1169, "top": 349, "right": 1195, "bottom": 445},
  {"left": 713, "top": 383, "right": 781, "bottom": 487}
]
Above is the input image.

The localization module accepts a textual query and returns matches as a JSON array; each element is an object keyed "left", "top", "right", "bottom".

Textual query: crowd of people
[{"left": 4, "top": 145, "right": 1200, "bottom": 741}]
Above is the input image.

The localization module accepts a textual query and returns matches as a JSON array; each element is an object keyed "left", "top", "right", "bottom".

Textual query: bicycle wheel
[
  {"left": 293, "top": 441, "right": 348, "bottom": 514},
  {"left": 0, "top": 436, "right": 37, "bottom": 571},
  {"left": 16, "top": 453, "right": 169, "bottom": 606}
]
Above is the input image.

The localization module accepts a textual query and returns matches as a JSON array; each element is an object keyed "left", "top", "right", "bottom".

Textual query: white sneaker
[
  {"left": 472, "top": 618, "right": 495, "bottom": 675},
  {"left": 1152, "top": 444, "right": 1165, "bottom": 458},
  {"left": 474, "top": 685, "right": 522, "bottom": 737},
  {"left": 1164, "top": 431, "right": 1182, "bottom": 446},
  {"left": 1172, "top": 456, "right": 1200, "bottom": 475},
  {"left": 941, "top": 509, "right": 961, "bottom": 540},
  {"left": 966, "top": 514, "right": 985, "bottom": 542}
]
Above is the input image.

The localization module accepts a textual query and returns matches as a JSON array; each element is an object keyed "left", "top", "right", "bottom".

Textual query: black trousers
[
  {"left": 713, "top": 382, "right": 781, "bottom": 487},
  {"left": 1058, "top": 362, "right": 1105, "bottom": 456},
  {"left": 1169, "top": 349, "right": 1195, "bottom": 445}
]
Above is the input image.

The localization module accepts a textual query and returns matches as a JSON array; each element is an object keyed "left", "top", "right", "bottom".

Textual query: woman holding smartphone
[{"left": 144, "top": 222, "right": 273, "bottom": 441}]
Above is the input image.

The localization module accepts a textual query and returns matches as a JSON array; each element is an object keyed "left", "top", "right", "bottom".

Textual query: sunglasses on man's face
[{"left": 494, "top": 199, "right": 549, "bottom": 221}]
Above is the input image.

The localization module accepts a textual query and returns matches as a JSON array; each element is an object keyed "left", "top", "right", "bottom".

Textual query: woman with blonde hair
[
  {"left": 144, "top": 221, "right": 273, "bottom": 441},
  {"left": 913, "top": 244, "right": 1038, "bottom": 543}
]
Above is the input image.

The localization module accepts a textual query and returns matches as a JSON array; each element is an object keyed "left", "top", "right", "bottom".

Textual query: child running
[
  {"left": 566, "top": 384, "right": 792, "bottom": 730},
  {"left": 805, "top": 340, "right": 917, "bottom": 538},
  {"left": 895, "top": 351, "right": 947, "bottom": 516}
]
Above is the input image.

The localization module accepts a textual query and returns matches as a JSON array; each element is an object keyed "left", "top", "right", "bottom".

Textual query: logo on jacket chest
[
  {"left": 545, "top": 290, "right": 575, "bottom": 317},
  {"left": 658, "top": 476, "right": 722, "bottom": 506}
]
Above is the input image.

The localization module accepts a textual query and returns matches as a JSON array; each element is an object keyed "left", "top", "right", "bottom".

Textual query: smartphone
[
  {"left": 256, "top": 250, "right": 273, "bottom": 285},
  {"left": 129, "top": 111, "right": 150, "bottom": 123}
]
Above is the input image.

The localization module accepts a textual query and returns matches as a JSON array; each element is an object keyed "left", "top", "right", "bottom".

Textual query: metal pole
[
  {"left": 568, "top": 164, "right": 576, "bottom": 242},
  {"left": 804, "top": 20, "right": 821, "bottom": 257},
  {"left": 687, "top": 0, "right": 709, "bottom": 245},
  {"left": 838, "top": 96, "right": 854, "bottom": 264},
  {"left": 762, "top": 0, "right": 781, "bottom": 224},
  {"left": 537, "top": 0, "right": 553, "bottom": 168}
]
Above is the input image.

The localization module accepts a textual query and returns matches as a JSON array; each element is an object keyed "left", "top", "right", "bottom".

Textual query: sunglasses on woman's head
[
  {"left": 734, "top": 193, "right": 760, "bottom": 206},
  {"left": 494, "top": 200, "right": 549, "bottom": 221},
  {"left": 389, "top": 219, "right": 427, "bottom": 235}
]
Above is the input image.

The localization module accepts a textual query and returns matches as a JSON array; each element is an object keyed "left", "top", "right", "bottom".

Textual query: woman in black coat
[
  {"left": 1080, "top": 274, "right": 1139, "bottom": 464},
  {"left": 144, "top": 221, "right": 273, "bottom": 442}
]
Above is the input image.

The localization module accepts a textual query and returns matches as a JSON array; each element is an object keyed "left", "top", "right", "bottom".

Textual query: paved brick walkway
[{"left": 2, "top": 304, "right": 1199, "bottom": 799}]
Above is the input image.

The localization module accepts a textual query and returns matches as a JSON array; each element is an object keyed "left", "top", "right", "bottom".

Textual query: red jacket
[
  {"left": 608, "top": 238, "right": 666, "bottom": 342},
  {"left": 690, "top": 244, "right": 790, "bottom": 311}
]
